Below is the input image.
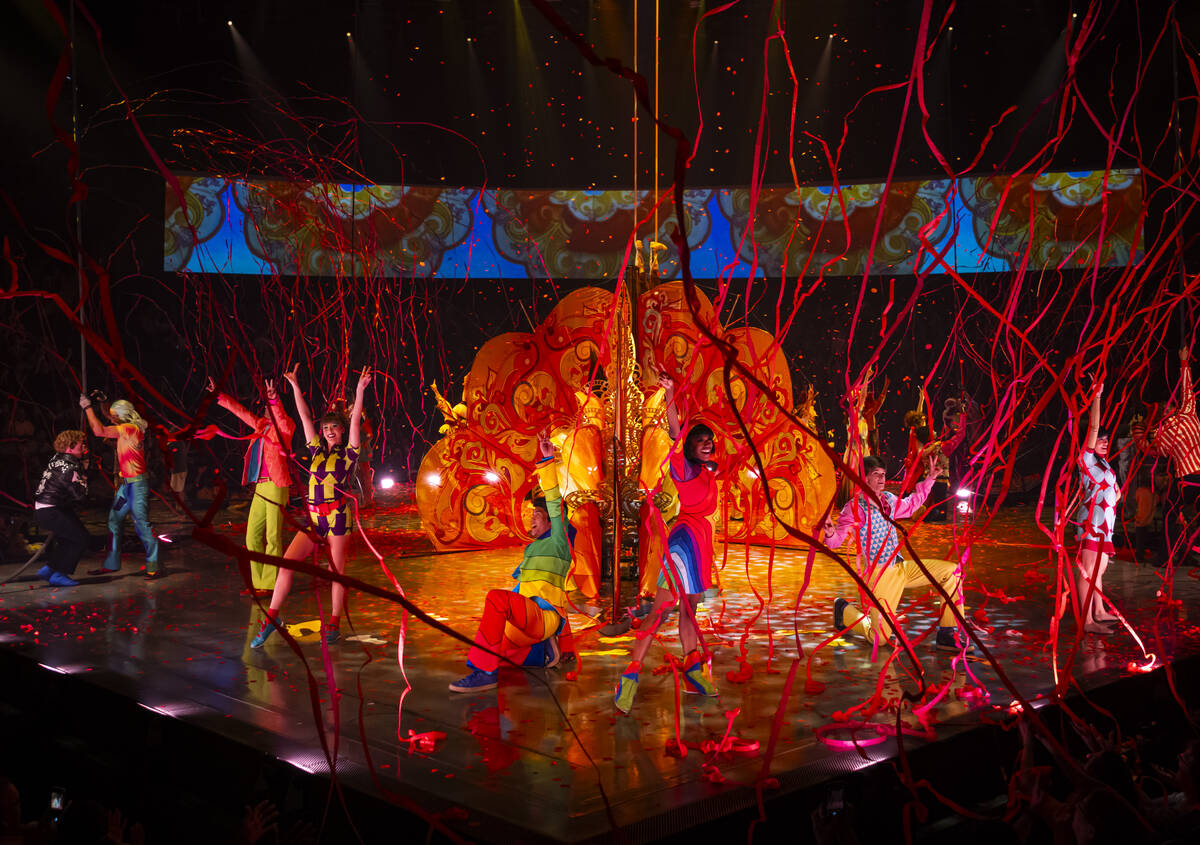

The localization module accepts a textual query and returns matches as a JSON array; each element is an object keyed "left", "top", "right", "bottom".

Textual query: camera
[
  {"left": 50, "top": 786, "right": 65, "bottom": 812},
  {"left": 87, "top": 388, "right": 108, "bottom": 406}
]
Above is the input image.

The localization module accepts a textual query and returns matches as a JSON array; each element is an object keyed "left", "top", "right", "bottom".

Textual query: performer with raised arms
[
  {"left": 251, "top": 366, "right": 371, "bottom": 647},
  {"left": 614, "top": 373, "right": 719, "bottom": 714}
]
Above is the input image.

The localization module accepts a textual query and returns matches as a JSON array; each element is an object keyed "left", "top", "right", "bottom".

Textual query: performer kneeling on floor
[
  {"left": 32, "top": 430, "right": 92, "bottom": 587},
  {"left": 822, "top": 454, "right": 971, "bottom": 653},
  {"left": 614, "top": 374, "right": 719, "bottom": 714},
  {"left": 450, "top": 431, "right": 575, "bottom": 693}
]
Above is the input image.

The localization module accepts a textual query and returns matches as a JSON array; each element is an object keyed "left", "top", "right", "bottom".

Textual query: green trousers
[{"left": 246, "top": 479, "right": 288, "bottom": 589}]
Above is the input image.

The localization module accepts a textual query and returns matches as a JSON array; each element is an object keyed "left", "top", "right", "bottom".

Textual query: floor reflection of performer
[
  {"left": 615, "top": 374, "right": 719, "bottom": 715},
  {"left": 450, "top": 432, "right": 574, "bottom": 692},
  {"left": 210, "top": 376, "right": 296, "bottom": 595},
  {"left": 824, "top": 454, "right": 971, "bottom": 653},
  {"left": 80, "top": 394, "right": 160, "bottom": 578},
  {"left": 251, "top": 366, "right": 370, "bottom": 648}
]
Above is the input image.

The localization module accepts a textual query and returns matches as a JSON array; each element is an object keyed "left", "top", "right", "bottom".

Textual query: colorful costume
[
  {"left": 305, "top": 438, "right": 358, "bottom": 537},
  {"left": 660, "top": 450, "right": 718, "bottom": 596},
  {"left": 218, "top": 392, "right": 296, "bottom": 589},
  {"left": 1140, "top": 361, "right": 1200, "bottom": 564},
  {"left": 452, "top": 457, "right": 575, "bottom": 690},
  {"left": 33, "top": 451, "right": 91, "bottom": 580},
  {"left": 826, "top": 475, "right": 964, "bottom": 644},
  {"left": 100, "top": 421, "right": 159, "bottom": 574},
  {"left": 1074, "top": 448, "right": 1119, "bottom": 555}
]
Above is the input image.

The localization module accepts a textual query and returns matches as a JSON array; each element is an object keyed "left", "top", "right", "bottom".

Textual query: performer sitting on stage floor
[
  {"left": 1133, "top": 347, "right": 1200, "bottom": 568},
  {"left": 251, "top": 365, "right": 370, "bottom": 648},
  {"left": 32, "top": 429, "right": 92, "bottom": 587},
  {"left": 450, "top": 431, "right": 574, "bottom": 692},
  {"left": 1069, "top": 380, "right": 1121, "bottom": 634},
  {"left": 209, "top": 375, "right": 296, "bottom": 596},
  {"left": 614, "top": 374, "right": 719, "bottom": 714},
  {"left": 80, "top": 394, "right": 161, "bottom": 578},
  {"left": 823, "top": 453, "right": 971, "bottom": 652}
]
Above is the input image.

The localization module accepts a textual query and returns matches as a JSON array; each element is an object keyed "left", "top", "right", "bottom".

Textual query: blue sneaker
[
  {"left": 37, "top": 566, "right": 52, "bottom": 582},
  {"left": 449, "top": 668, "right": 498, "bottom": 693},
  {"left": 251, "top": 614, "right": 283, "bottom": 649},
  {"left": 47, "top": 571, "right": 79, "bottom": 587},
  {"left": 324, "top": 626, "right": 341, "bottom": 645}
]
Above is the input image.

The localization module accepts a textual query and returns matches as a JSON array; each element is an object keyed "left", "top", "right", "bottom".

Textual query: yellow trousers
[
  {"left": 843, "top": 558, "right": 964, "bottom": 643},
  {"left": 245, "top": 480, "right": 288, "bottom": 589}
]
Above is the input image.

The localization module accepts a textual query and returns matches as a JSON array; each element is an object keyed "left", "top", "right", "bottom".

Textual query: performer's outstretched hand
[
  {"left": 78, "top": 393, "right": 91, "bottom": 410},
  {"left": 657, "top": 371, "right": 675, "bottom": 396},
  {"left": 537, "top": 429, "right": 554, "bottom": 459},
  {"left": 283, "top": 364, "right": 300, "bottom": 387},
  {"left": 205, "top": 376, "right": 218, "bottom": 394},
  {"left": 925, "top": 454, "right": 939, "bottom": 478},
  {"left": 1181, "top": 347, "right": 1190, "bottom": 363},
  {"left": 264, "top": 379, "right": 277, "bottom": 401},
  {"left": 356, "top": 368, "right": 372, "bottom": 393}
]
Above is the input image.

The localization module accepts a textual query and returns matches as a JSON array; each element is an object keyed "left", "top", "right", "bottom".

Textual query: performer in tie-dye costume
[
  {"left": 615, "top": 374, "right": 719, "bottom": 714},
  {"left": 450, "top": 431, "right": 576, "bottom": 692},
  {"left": 80, "top": 394, "right": 160, "bottom": 577},
  {"left": 252, "top": 365, "right": 371, "bottom": 648}
]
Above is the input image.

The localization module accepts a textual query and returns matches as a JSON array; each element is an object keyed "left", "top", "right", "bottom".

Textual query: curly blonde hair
[{"left": 54, "top": 430, "right": 86, "bottom": 453}]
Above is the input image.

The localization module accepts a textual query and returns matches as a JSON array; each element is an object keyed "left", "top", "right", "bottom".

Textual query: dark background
[{"left": 0, "top": 0, "right": 1196, "bottom": 497}]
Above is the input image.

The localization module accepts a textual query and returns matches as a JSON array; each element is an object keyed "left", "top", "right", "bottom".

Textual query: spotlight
[
  {"left": 484, "top": 471, "right": 501, "bottom": 484},
  {"left": 346, "top": 32, "right": 352, "bottom": 38},
  {"left": 227, "top": 20, "right": 232, "bottom": 26},
  {"left": 379, "top": 476, "right": 396, "bottom": 490},
  {"left": 424, "top": 473, "right": 441, "bottom": 487},
  {"left": 955, "top": 488, "right": 972, "bottom": 499},
  {"left": 1072, "top": 12, "right": 1077, "bottom": 18}
]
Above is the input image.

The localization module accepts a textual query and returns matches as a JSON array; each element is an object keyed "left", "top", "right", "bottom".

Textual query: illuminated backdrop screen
[{"left": 164, "top": 170, "right": 1142, "bottom": 279}]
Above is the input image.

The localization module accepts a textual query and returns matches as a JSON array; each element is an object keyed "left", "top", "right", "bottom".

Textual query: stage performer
[
  {"left": 1133, "top": 348, "right": 1200, "bottom": 568},
  {"left": 32, "top": 429, "right": 91, "bottom": 587},
  {"left": 1070, "top": 381, "right": 1120, "bottom": 633},
  {"left": 208, "top": 376, "right": 297, "bottom": 595},
  {"left": 80, "top": 395, "right": 161, "bottom": 578},
  {"left": 824, "top": 454, "right": 970, "bottom": 652},
  {"left": 614, "top": 374, "right": 719, "bottom": 715},
  {"left": 251, "top": 366, "right": 371, "bottom": 648},
  {"left": 449, "top": 431, "right": 574, "bottom": 692}
]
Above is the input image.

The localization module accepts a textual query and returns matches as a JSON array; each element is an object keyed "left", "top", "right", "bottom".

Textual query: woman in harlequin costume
[
  {"left": 615, "top": 374, "right": 719, "bottom": 714},
  {"left": 252, "top": 365, "right": 371, "bottom": 647},
  {"left": 79, "top": 394, "right": 161, "bottom": 578},
  {"left": 1071, "top": 381, "right": 1120, "bottom": 634},
  {"left": 449, "top": 431, "right": 575, "bottom": 692}
]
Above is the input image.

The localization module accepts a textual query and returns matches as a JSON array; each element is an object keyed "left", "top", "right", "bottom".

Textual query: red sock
[{"left": 328, "top": 615, "right": 340, "bottom": 630}]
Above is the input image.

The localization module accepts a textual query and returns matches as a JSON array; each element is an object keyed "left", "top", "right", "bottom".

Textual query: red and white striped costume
[{"left": 1148, "top": 363, "right": 1200, "bottom": 476}]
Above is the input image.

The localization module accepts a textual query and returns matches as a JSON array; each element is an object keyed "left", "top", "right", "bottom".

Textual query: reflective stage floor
[{"left": 2, "top": 493, "right": 1198, "bottom": 843}]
